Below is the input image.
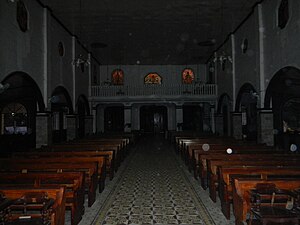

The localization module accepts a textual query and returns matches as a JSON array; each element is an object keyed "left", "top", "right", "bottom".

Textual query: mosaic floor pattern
[{"left": 94, "top": 135, "right": 215, "bottom": 225}]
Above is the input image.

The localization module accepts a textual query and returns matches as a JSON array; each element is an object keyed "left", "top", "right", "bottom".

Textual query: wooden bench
[
  {"left": 206, "top": 156, "right": 300, "bottom": 202},
  {"left": 248, "top": 183, "right": 300, "bottom": 225},
  {"left": 0, "top": 187, "right": 66, "bottom": 225},
  {"left": 218, "top": 166, "right": 300, "bottom": 219},
  {"left": 0, "top": 172, "right": 84, "bottom": 225},
  {"left": 11, "top": 151, "right": 108, "bottom": 180},
  {"left": 232, "top": 178, "right": 300, "bottom": 225},
  {"left": 0, "top": 161, "right": 98, "bottom": 207},
  {"left": 39, "top": 145, "right": 116, "bottom": 179}
]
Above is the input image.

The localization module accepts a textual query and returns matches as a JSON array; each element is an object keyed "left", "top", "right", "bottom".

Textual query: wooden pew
[
  {"left": 199, "top": 153, "right": 300, "bottom": 190},
  {"left": 0, "top": 187, "right": 66, "bottom": 225},
  {"left": 218, "top": 166, "right": 300, "bottom": 219},
  {"left": 0, "top": 172, "right": 84, "bottom": 225},
  {"left": 189, "top": 145, "right": 275, "bottom": 178},
  {"left": 0, "top": 156, "right": 106, "bottom": 195},
  {"left": 39, "top": 145, "right": 116, "bottom": 178},
  {"left": 0, "top": 161, "right": 98, "bottom": 206},
  {"left": 206, "top": 156, "right": 300, "bottom": 202},
  {"left": 12, "top": 150, "right": 108, "bottom": 180},
  {"left": 232, "top": 178, "right": 300, "bottom": 225}
]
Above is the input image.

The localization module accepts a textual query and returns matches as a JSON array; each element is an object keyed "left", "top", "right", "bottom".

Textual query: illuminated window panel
[
  {"left": 182, "top": 68, "right": 194, "bottom": 84},
  {"left": 144, "top": 73, "right": 162, "bottom": 84},
  {"left": 112, "top": 69, "right": 124, "bottom": 85}
]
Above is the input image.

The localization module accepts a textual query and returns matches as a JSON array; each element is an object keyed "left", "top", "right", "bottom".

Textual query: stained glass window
[
  {"left": 1, "top": 103, "right": 28, "bottom": 135},
  {"left": 112, "top": 69, "right": 124, "bottom": 85},
  {"left": 182, "top": 68, "right": 194, "bottom": 84},
  {"left": 144, "top": 73, "right": 162, "bottom": 84},
  {"left": 278, "top": 0, "right": 289, "bottom": 29}
]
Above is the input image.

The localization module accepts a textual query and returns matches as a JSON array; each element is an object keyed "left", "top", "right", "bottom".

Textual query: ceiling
[{"left": 39, "top": 0, "right": 261, "bottom": 65}]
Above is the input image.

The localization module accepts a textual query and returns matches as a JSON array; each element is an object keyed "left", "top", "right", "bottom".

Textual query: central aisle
[
  {"left": 75, "top": 135, "right": 234, "bottom": 225},
  {"left": 96, "top": 136, "right": 213, "bottom": 224},
  {"left": 93, "top": 135, "right": 215, "bottom": 225}
]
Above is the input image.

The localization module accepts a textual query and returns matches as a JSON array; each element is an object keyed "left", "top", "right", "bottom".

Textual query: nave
[{"left": 76, "top": 135, "right": 230, "bottom": 225}]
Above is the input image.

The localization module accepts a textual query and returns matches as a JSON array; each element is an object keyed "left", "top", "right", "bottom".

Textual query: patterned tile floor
[{"left": 74, "top": 135, "right": 235, "bottom": 225}]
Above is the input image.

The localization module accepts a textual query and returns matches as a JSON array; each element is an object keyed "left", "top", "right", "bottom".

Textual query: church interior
[{"left": 1, "top": 0, "right": 300, "bottom": 224}]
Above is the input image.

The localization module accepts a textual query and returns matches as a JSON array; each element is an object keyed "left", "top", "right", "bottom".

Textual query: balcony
[{"left": 90, "top": 84, "right": 217, "bottom": 102}]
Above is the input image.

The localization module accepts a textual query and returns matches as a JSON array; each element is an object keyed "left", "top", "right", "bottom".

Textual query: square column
[
  {"left": 215, "top": 114, "right": 224, "bottom": 136},
  {"left": 124, "top": 107, "right": 132, "bottom": 132},
  {"left": 257, "top": 109, "right": 274, "bottom": 146},
  {"left": 84, "top": 115, "right": 93, "bottom": 136},
  {"left": 36, "top": 112, "right": 52, "bottom": 148},
  {"left": 66, "top": 114, "right": 77, "bottom": 141},
  {"left": 232, "top": 112, "right": 243, "bottom": 140},
  {"left": 176, "top": 106, "right": 183, "bottom": 131}
]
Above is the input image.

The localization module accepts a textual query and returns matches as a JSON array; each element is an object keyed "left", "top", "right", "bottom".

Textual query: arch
[
  {"left": 144, "top": 73, "right": 162, "bottom": 84},
  {"left": 182, "top": 68, "right": 194, "bottom": 84},
  {"left": 1, "top": 71, "right": 45, "bottom": 111},
  {"left": 217, "top": 93, "right": 232, "bottom": 114},
  {"left": 50, "top": 86, "right": 73, "bottom": 143},
  {"left": 51, "top": 86, "right": 73, "bottom": 114},
  {"left": 235, "top": 82, "right": 257, "bottom": 112},
  {"left": 265, "top": 66, "right": 300, "bottom": 109},
  {"left": 76, "top": 95, "right": 90, "bottom": 116},
  {"left": 235, "top": 83, "right": 258, "bottom": 141},
  {"left": 217, "top": 93, "right": 232, "bottom": 136},
  {"left": 264, "top": 66, "right": 300, "bottom": 148},
  {"left": 0, "top": 71, "right": 45, "bottom": 152}
]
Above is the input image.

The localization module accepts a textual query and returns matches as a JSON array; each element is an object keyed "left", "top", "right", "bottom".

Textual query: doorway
[
  {"left": 182, "top": 105, "right": 203, "bottom": 131},
  {"left": 140, "top": 106, "right": 167, "bottom": 133},
  {"left": 104, "top": 106, "right": 124, "bottom": 132}
]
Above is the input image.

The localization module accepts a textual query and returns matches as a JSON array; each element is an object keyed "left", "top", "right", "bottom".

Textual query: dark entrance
[
  {"left": 50, "top": 86, "right": 73, "bottom": 143},
  {"left": 265, "top": 66, "right": 300, "bottom": 149},
  {"left": 140, "top": 106, "right": 167, "bottom": 133},
  {"left": 104, "top": 106, "right": 124, "bottom": 132},
  {"left": 182, "top": 105, "right": 203, "bottom": 131},
  {"left": 0, "top": 72, "right": 45, "bottom": 153}
]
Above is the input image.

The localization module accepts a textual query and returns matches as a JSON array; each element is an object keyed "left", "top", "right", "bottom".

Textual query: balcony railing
[{"left": 91, "top": 84, "right": 217, "bottom": 97}]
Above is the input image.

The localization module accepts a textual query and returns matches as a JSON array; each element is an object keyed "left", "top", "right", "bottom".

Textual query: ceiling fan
[{"left": 0, "top": 83, "right": 10, "bottom": 94}]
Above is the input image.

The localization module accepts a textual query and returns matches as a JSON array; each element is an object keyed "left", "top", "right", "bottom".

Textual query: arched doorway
[
  {"left": 50, "top": 86, "right": 73, "bottom": 143},
  {"left": 235, "top": 83, "right": 258, "bottom": 141},
  {"left": 76, "top": 95, "right": 90, "bottom": 138},
  {"left": 140, "top": 105, "right": 167, "bottom": 134},
  {"left": 0, "top": 72, "right": 45, "bottom": 152},
  {"left": 182, "top": 104, "right": 203, "bottom": 132},
  {"left": 104, "top": 105, "right": 124, "bottom": 132},
  {"left": 217, "top": 93, "right": 232, "bottom": 136},
  {"left": 265, "top": 66, "right": 300, "bottom": 149}
]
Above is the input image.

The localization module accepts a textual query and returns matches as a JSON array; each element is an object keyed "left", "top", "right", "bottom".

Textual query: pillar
[
  {"left": 66, "top": 114, "right": 77, "bottom": 141},
  {"left": 215, "top": 114, "right": 224, "bottom": 136},
  {"left": 176, "top": 105, "right": 183, "bottom": 131},
  {"left": 96, "top": 105, "right": 105, "bottom": 133},
  {"left": 36, "top": 112, "right": 52, "bottom": 148},
  {"left": 131, "top": 104, "right": 140, "bottom": 131},
  {"left": 232, "top": 112, "right": 243, "bottom": 140},
  {"left": 257, "top": 109, "right": 274, "bottom": 146},
  {"left": 84, "top": 115, "right": 93, "bottom": 136},
  {"left": 124, "top": 106, "right": 132, "bottom": 132}
]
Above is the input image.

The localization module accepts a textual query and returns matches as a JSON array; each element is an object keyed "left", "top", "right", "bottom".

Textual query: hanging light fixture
[{"left": 72, "top": 0, "right": 90, "bottom": 68}]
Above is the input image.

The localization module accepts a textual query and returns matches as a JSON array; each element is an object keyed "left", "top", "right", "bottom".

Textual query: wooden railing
[{"left": 91, "top": 84, "right": 217, "bottom": 97}]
